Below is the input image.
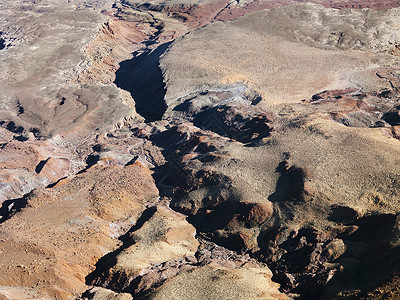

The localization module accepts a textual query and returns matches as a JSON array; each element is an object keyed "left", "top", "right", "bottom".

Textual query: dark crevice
[
  {"left": 85, "top": 206, "right": 157, "bottom": 288},
  {"left": 35, "top": 158, "right": 49, "bottom": 174},
  {"left": 383, "top": 111, "right": 400, "bottom": 125},
  {"left": 114, "top": 42, "right": 170, "bottom": 122},
  {"left": 13, "top": 135, "right": 28, "bottom": 142},
  {"left": 0, "top": 192, "right": 32, "bottom": 224},
  {"left": 0, "top": 38, "right": 5, "bottom": 50},
  {"left": 125, "top": 156, "right": 138, "bottom": 166},
  {"left": 92, "top": 144, "right": 102, "bottom": 152},
  {"left": 193, "top": 106, "right": 273, "bottom": 146},
  {"left": 46, "top": 176, "right": 67, "bottom": 188},
  {"left": 77, "top": 154, "right": 100, "bottom": 175},
  {"left": 268, "top": 159, "right": 307, "bottom": 203},
  {"left": 127, "top": 206, "right": 157, "bottom": 233},
  {"left": 86, "top": 154, "right": 100, "bottom": 168},
  {"left": 6, "top": 121, "right": 24, "bottom": 134},
  {"left": 17, "top": 105, "right": 24, "bottom": 115},
  {"left": 29, "top": 127, "right": 42, "bottom": 139}
]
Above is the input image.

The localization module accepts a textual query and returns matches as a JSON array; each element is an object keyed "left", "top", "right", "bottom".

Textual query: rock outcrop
[
  {"left": 2, "top": 0, "right": 400, "bottom": 299},
  {"left": 0, "top": 163, "right": 159, "bottom": 299}
]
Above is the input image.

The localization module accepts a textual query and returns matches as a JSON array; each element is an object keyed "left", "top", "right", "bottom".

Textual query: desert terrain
[{"left": 0, "top": 0, "right": 400, "bottom": 299}]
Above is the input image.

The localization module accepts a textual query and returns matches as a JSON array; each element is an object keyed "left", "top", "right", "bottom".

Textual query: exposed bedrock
[
  {"left": 122, "top": 0, "right": 400, "bottom": 28},
  {"left": 83, "top": 234, "right": 286, "bottom": 300},
  {"left": 0, "top": 163, "right": 159, "bottom": 299},
  {"left": 141, "top": 40, "right": 400, "bottom": 295},
  {"left": 3, "top": 0, "right": 400, "bottom": 299},
  {"left": 86, "top": 201, "right": 199, "bottom": 291},
  {"left": 160, "top": 4, "right": 400, "bottom": 108},
  {"left": 0, "top": 1, "right": 140, "bottom": 141},
  {"left": 141, "top": 99, "right": 400, "bottom": 298}
]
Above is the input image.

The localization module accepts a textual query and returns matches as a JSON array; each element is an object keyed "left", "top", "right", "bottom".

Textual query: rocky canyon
[{"left": 1, "top": 0, "right": 400, "bottom": 299}]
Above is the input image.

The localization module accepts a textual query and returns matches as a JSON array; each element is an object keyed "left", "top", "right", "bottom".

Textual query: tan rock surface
[
  {"left": 112, "top": 203, "right": 199, "bottom": 273},
  {"left": 86, "top": 201, "right": 199, "bottom": 291},
  {"left": 0, "top": 137, "right": 81, "bottom": 202},
  {"left": 161, "top": 4, "right": 400, "bottom": 106},
  {"left": 0, "top": 0, "right": 139, "bottom": 143},
  {"left": 0, "top": 163, "right": 158, "bottom": 299},
  {"left": 145, "top": 263, "right": 286, "bottom": 300},
  {"left": 2, "top": 0, "right": 400, "bottom": 299},
  {"left": 141, "top": 4, "right": 400, "bottom": 297},
  {"left": 81, "top": 287, "right": 133, "bottom": 300}
]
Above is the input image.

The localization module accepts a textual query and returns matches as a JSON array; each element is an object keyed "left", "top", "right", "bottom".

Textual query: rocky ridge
[{"left": 1, "top": 0, "right": 400, "bottom": 299}]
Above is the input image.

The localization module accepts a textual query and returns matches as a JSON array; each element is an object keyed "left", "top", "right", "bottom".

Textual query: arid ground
[{"left": 1, "top": 0, "right": 400, "bottom": 299}]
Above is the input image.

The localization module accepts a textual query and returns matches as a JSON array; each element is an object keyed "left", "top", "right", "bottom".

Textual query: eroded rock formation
[{"left": 1, "top": 0, "right": 400, "bottom": 299}]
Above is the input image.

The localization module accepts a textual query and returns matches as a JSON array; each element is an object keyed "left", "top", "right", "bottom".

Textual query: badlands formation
[{"left": 1, "top": 0, "right": 400, "bottom": 299}]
